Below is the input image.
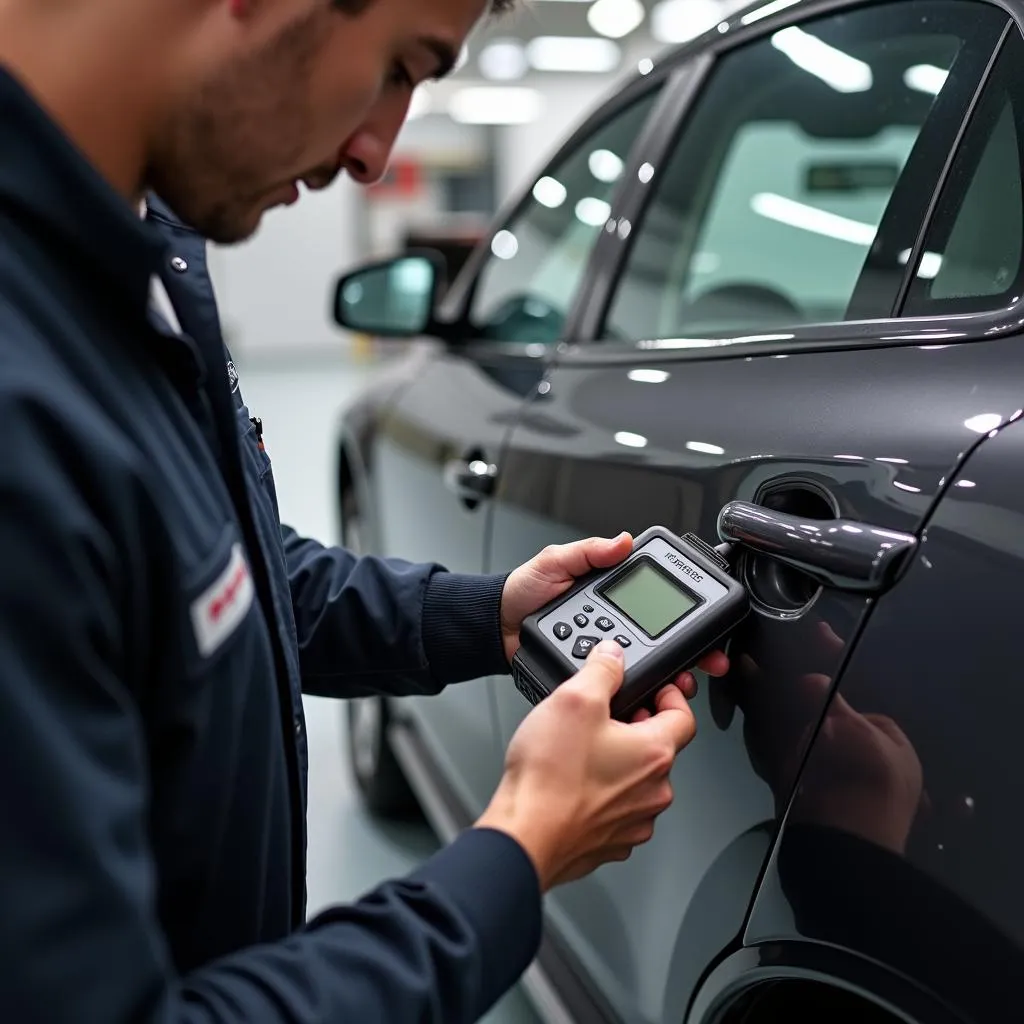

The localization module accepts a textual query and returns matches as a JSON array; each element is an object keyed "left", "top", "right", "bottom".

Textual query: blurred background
[{"left": 207, "top": 0, "right": 748, "bottom": 365}]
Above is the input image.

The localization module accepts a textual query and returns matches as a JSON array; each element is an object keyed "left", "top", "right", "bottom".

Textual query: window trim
[
  {"left": 896, "top": 22, "right": 1024, "bottom": 317},
  {"left": 577, "top": 0, "right": 1023, "bottom": 357},
  {"left": 433, "top": 67, "right": 673, "bottom": 335}
]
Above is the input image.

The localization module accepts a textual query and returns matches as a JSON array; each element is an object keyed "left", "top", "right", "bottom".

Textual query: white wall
[{"left": 208, "top": 176, "right": 365, "bottom": 361}]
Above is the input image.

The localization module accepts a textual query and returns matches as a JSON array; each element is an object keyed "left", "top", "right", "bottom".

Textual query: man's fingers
[
  {"left": 696, "top": 650, "right": 730, "bottom": 677},
  {"left": 537, "top": 532, "right": 632, "bottom": 581},
  {"left": 567, "top": 639, "right": 626, "bottom": 702},
  {"left": 636, "top": 685, "right": 697, "bottom": 752}
]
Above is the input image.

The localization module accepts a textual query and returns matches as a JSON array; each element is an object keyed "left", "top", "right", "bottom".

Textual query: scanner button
[
  {"left": 573, "top": 613, "right": 590, "bottom": 628},
  {"left": 595, "top": 616, "right": 615, "bottom": 632},
  {"left": 613, "top": 635, "right": 632, "bottom": 649},
  {"left": 571, "top": 636, "right": 600, "bottom": 659},
  {"left": 552, "top": 622, "right": 572, "bottom": 641},
  {"left": 582, "top": 604, "right": 595, "bottom": 614}
]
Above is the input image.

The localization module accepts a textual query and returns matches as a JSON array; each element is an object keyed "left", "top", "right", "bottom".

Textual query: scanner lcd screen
[{"left": 601, "top": 560, "right": 698, "bottom": 637}]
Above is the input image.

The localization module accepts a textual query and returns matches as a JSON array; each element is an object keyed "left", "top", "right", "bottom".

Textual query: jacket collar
[{"left": 0, "top": 64, "right": 167, "bottom": 314}]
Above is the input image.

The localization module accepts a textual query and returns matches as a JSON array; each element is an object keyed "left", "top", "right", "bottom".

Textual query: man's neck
[{"left": 0, "top": 7, "right": 165, "bottom": 202}]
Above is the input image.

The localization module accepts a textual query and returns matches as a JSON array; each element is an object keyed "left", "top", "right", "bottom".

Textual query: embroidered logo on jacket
[{"left": 190, "top": 543, "right": 254, "bottom": 657}]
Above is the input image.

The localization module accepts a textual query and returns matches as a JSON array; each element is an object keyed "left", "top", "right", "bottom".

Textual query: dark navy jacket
[{"left": 0, "top": 66, "right": 541, "bottom": 1022}]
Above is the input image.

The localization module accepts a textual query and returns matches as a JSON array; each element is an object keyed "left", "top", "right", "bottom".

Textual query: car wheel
[{"left": 340, "top": 488, "right": 418, "bottom": 819}]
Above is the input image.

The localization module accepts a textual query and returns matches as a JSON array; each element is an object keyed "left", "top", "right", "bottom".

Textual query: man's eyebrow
[{"left": 422, "top": 38, "right": 458, "bottom": 79}]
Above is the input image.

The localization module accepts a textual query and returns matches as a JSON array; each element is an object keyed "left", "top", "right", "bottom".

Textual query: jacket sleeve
[
  {"left": 0, "top": 387, "right": 542, "bottom": 1024},
  {"left": 280, "top": 525, "right": 512, "bottom": 699}
]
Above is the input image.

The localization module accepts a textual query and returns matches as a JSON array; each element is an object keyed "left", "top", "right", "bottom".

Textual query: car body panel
[
  {"left": 744, "top": 413, "right": 1024, "bottom": 1024},
  {"left": 484, "top": 334, "right": 1024, "bottom": 1023},
  {"left": 367, "top": 345, "right": 548, "bottom": 813}
]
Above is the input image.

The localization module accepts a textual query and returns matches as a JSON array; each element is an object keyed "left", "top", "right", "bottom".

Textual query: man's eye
[{"left": 388, "top": 62, "right": 413, "bottom": 89}]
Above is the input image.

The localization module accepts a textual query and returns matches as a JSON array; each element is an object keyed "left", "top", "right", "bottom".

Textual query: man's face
[{"left": 149, "top": 0, "right": 484, "bottom": 243}]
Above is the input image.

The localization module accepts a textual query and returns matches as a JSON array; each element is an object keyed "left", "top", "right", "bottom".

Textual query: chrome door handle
[
  {"left": 717, "top": 500, "right": 917, "bottom": 593},
  {"left": 443, "top": 457, "right": 497, "bottom": 503}
]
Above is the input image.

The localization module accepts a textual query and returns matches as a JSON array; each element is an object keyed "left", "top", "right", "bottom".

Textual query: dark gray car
[{"left": 331, "top": 0, "right": 1024, "bottom": 1019}]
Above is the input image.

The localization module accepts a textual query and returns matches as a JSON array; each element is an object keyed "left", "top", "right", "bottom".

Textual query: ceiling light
[
  {"left": 651, "top": 0, "right": 722, "bottom": 45},
  {"left": 905, "top": 63, "right": 948, "bottom": 95},
  {"left": 527, "top": 36, "right": 621, "bottom": 73},
  {"left": 964, "top": 413, "right": 1002, "bottom": 433},
  {"left": 751, "top": 192, "right": 877, "bottom": 245},
  {"left": 686, "top": 441, "right": 725, "bottom": 455},
  {"left": 448, "top": 87, "right": 542, "bottom": 124},
  {"left": 491, "top": 230, "right": 519, "bottom": 260},
  {"left": 615, "top": 431, "right": 648, "bottom": 448},
  {"left": 588, "top": 0, "right": 645, "bottom": 39},
  {"left": 479, "top": 39, "right": 528, "bottom": 81},
  {"left": 588, "top": 148, "right": 624, "bottom": 183},
  {"left": 638, "top": 57, "right": 654, "bottom": 74},
  {"left": 771, "top": 27, "right": 872, "bottom": 92},
  {"left": 627, "top": 368, "right": 670, "bottom": 383},
  {"left": 898, "top": 248, "right": 944, "bottom": 279},
  {"left": 532, "top": 176, "right": 567, "bottom": 208},
  {"left": 575, "top": 197, "right": 612, "bottom": 227}
]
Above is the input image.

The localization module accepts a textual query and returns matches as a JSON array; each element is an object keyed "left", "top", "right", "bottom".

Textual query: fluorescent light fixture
[
  {"left": 448, "top": 87, "right": 542, "bottom": 124},
  {"left": 876, "top": 457, "right": 908, "bottom": 464},
  {"left": 615, "top": 430, "right": 648, "bottom": 448},
  {"left": 575, "top": 197, "right": 611, "bottom": 227},
  {"left": 905, "top": 63, "right": 948, "bottom": 95},
  {"left": 651, "top": 0, "right": 722, "bottom": 44},
  {"left": 588, "top": 0, "right": 645, "bottom": 39},
  {"left": 956, "top": 479, "right": 976, "bottom": 488},
  {"left": 685, "top": 441, "right": 725, "bottom": 455},
  {"left": 751, "top": 192, "right": 877, "bottom": 245},
  {"left": 478, "top": 39, "right": 528, "bottom": 81},
  {"left": 893, "top": 480, "right": 922, "bottom": 493},
  {"left": 741, "top": 0, "right": 801, "bottom": 24},
  {"left": 527, "top": 36, "right": 620, "bottom": 73},
  {"left": 638, "top": 162, "right": 654, "bottom": 183},
  {"left": 771, "top": 26, "right": 872, "bottom": 92},
  {"left": 588, "top": 148, "right": 624, "bottom": 183},
  {"left": 627, "top": 368, "right": 670, "bottom": 383},
  {"left": 490, "top": 230, "right": 519, "bottom": 260},
  {"left": 638, "top": 57, "right": 655, "bottom": 74},
  {"left": 964, "top": 413, "right": 1003, "bottom": 433},
  {"left": 532, "top": 176, "right": 567, "bottom": 208}
]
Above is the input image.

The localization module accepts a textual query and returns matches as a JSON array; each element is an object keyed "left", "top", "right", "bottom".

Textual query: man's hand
[
  {"left": 500, "top": 532, "right": 729, "bottom": 708},
  {"left": 476, "top": 639, "right": 706, "bottom": 890}
]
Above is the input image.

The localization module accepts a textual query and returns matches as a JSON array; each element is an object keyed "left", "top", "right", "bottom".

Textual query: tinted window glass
[
  {"left": 903, "top": 32, "right": 1024, "bottom": 316},
  {"left": 469, "top": 90, "right": 660, "bottom": 343},
  {"left": 603, "top": 2, "right": 997, "bottom": 342}
]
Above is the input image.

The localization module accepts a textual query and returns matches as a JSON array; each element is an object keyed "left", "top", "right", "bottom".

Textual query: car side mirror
[{"left": 332, "top": 251, "right": 444, "bottom": 338}]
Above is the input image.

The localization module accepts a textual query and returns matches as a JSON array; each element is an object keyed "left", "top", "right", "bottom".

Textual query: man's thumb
[{"left": 577, "top": 639, "right": 626, "bottom": 699}]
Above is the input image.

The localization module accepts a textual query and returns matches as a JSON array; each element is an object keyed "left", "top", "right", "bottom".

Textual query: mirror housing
[{"left": 332, "top": 250, "right": 446, "bottom": 339}]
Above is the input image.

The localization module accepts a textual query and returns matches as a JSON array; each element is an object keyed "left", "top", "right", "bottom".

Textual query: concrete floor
[{"left": 236, "top": 350, "right": 540, "bottom": 1024}]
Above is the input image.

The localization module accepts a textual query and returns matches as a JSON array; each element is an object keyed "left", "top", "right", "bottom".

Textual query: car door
[
  {"left": 373, "top": 80, "right": 668, "bottom": 815},
  {"left": 486, "top": 3, "right": 1014, "bottom": 1022}
]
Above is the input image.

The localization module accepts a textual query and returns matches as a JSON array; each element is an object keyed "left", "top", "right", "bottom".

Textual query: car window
[
  {"left": 902, "top": 31, "right": 1024, "bottom": 317},
  {"left": 602, "top": 1, "right": 999, "bottom": 342},
  {"left": 469, "top": 89, "right": 661, "bottom": 343}
]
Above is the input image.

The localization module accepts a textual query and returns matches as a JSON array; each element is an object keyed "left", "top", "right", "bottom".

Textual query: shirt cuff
[
  {"left": 421, "top": 571, "right": 510, "bottom": 684},
  {"left": 410, "top": 827, "right": 543, "bottom": 1014}
]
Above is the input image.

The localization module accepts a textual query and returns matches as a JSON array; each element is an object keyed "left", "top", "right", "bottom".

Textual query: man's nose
[{"left": 341, "top": 130, "right": 392, "bottom": 186}]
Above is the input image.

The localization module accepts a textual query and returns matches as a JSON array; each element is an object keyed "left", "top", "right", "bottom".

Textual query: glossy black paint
[
  {"left": 331, "top": 0, "right": 1024, "bottom": 1019},
  {"left": 745, "top": 416, "right": 1024, "bottom": 1024}
]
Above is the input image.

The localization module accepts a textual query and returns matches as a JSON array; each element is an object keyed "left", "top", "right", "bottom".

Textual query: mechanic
[{"left": 0, "top": 1, "right": 728, "bottom": 1022}]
